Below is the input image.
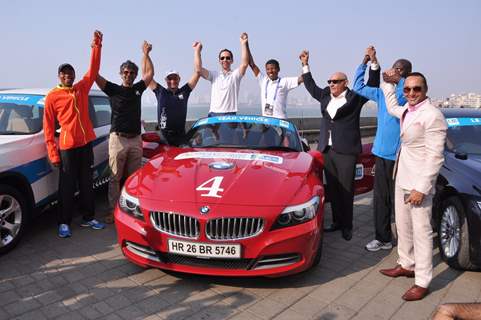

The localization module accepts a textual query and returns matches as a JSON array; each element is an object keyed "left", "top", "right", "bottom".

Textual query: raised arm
[
  {"left": 381, "top": 75, "right": 407, "bottom": 119},
  {"left": 353, "top": 46, "right": 381, "bottom": 102},
  {"left": 247, "top": 42, "right": 260, "bottom": 77},
  {"left": 142, "top": 41, "right": 154, "bottom": 87},
  {"left": 239, "top": 32, "right": 249, "bottom": 76},
  {"left": 196, "top": 41, "right": 209, "bottom": 79},
  {"left": 299, "top": 50, "right": 325, "bottom": 102},
  {"left": 188, "top": 41, "right": 202, "bottom": 90},
  {"left": 78, "top": 30, "right": 102, "bottom": 90},
  {"left": 95, "top": 75, "right": 107, "bottom": 90}
]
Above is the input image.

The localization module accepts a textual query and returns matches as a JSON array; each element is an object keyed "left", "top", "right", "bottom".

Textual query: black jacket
[{"left": 303, "top": 72, "right": 369, "bottom": 155}]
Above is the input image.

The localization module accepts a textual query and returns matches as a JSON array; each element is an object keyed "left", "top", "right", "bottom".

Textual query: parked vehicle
[
  {"left": 433, "top": 108, "right": 481, "bottom": 270},
  {"left": 116, "top": 115, "right": 375, "bottom": 277},
  {"left": 0, "top": 89, "right": 111, "bottom": 254}
]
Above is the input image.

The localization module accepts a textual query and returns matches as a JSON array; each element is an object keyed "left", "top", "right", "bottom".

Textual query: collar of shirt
[
  {"left": 408, "top": 98, "right": 428, "bottom": 112},
  {"left": 330, "top": 89, "right": 347, "bottom": 100},
  {"left": 221, "top": 69, "right": 232, "bottom": 76}
]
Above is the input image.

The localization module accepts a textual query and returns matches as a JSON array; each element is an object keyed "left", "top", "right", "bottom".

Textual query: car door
[{"left": 89, "top": 95, "right": 111, "bottom": 186}]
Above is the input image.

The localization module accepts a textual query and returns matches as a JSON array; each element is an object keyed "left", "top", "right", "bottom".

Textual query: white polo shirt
[
  {"left": 207, "top": 68, "right": 243, "bottom": 113},
  {"left": 257, "top": 73, "right": 299, "bottom": 119}
]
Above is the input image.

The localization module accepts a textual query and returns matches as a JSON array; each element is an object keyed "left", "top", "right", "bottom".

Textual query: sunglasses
[
  {"left": 327, "top": 79, "right": 346, "bottom": 84},
  {"left": 220, "top": 56, "right": 232, "bottom": 61},
  {"left": 403, "top": 86, "right": 423, "bottom": 94},
  {"left": 122, "top": 70, "right": 137, "bottom": 75}
]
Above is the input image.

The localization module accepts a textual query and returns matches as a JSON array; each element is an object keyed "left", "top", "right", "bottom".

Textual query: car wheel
[
  {"left": 311, "top": 233, "right": 324, "bottom": 267},
  {"left": 0, "top": 185, "right": 28, "bottom": 254},
  {"left": 437, "top": 196, "right": 476, "bottom": 270}
]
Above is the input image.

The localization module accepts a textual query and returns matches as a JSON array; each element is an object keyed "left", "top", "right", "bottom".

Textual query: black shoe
[
  {"left": 342, "top": 229, "right": 352, "bottom": 241},
  {"left": 324, "top": 223, "right": 340, "bottom": 232}
]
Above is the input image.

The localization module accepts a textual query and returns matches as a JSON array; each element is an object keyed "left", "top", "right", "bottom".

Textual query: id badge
[{"left": 264, "top": 103, "right": 274, "bottom": 116}]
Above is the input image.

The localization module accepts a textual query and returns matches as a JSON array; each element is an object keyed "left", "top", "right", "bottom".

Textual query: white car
[{"left": 0, "top": 89, "right": 111, "bottom": 254}]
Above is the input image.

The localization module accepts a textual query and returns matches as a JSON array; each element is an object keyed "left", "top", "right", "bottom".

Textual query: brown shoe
[
  {"left": 402, "top": 285, "right": 428, "bottom": 301},
  {"left": 379, "top": 265, "right": 415, "bottom": 278},
  {"left": 104, "top": 213, "right": 114, "bottom": 224}
]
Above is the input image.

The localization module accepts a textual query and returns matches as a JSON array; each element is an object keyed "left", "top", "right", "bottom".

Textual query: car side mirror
[
  {"left": 454, "top": 152, "right": 468, "bottom": 160},
  {"left": 142, "top": 132, "right": 161, "bottom": 143},
  {"left": 308, "top": 150, "right": 324, "bottom": 168}
]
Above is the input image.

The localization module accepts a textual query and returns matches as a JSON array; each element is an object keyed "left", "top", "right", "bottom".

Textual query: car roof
[
  {"left": 441, "top": 107, "right": 481, "bottom": 118},
  {"left": 0, "top": 88, "right": 106, "bottom": 97}
]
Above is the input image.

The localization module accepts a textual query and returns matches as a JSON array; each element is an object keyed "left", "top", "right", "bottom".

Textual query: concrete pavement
[{"left": 1, "top": 192, "right": 480, "bottom": 320}]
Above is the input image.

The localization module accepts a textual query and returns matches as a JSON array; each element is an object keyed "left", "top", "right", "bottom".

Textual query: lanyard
[{"left": 265, "top": 77, "right": 281, "bottom": 103}]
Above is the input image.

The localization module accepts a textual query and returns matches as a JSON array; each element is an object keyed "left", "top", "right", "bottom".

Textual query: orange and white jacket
[{"left": 43, "top": 43, "right": 101, "bottom": 164}]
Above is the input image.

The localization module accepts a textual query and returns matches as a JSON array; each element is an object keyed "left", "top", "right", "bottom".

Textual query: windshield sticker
[
  {"left": 446, "top": 117, "right": 481, "bottom": 127},
  {"left": 175, "top": 151, "right": 283, "bottom": 164},
  {"left": 0, "top": 94, "right": 44, "bottom": 106},
  {"left": 193, "top": 115, "right": 295, "bottom": 132}
]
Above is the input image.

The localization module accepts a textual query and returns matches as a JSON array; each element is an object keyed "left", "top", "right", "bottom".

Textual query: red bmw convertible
[{"left": 115, "top": 115, "right": 374, "bottom": 277}]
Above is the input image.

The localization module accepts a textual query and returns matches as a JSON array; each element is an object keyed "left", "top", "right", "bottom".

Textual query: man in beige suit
[{"left": 379, "top": 71, "right": 447, "bottom": 301}]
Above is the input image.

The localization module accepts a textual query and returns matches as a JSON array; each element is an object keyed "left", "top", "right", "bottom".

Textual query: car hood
[{"left": 129, "top": 148, "right": 315, "bottom": 206}]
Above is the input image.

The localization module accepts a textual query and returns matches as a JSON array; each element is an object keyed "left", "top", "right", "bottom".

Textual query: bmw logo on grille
[{"left": 200, "top": 206, "right": 210, "bottom": 215}]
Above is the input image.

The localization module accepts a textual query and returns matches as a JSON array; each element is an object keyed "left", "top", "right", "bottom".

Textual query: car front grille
[
  {"left": 159, "top": 253, "right": 254, "bottom": 269},
  {"left": 206, "top": 217, "right": 264, "bottom": 240},
  {"left": 150, "top": 211, "right": 200, "bottom": 239}
]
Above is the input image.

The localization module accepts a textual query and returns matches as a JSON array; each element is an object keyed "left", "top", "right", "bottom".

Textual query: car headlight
[
  {"left": 119, "top": 188, "right": 144, "bottom": 220},
  {"left": 272, "top": 196, "right": 320, "bottom": 230}
]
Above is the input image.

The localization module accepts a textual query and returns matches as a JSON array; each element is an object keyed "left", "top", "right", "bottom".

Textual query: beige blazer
[{"left": 381, "top": 83, "right": 447, "bottom": 195}]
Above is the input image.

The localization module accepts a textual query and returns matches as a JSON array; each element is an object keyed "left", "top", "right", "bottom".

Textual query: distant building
[{"left": 440, "top": 92, "right": 481, "bottom": 108}]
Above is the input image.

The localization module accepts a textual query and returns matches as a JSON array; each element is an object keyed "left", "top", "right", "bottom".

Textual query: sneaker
[
  {"left": 58, "top": 224, "right": 72, "bottom": 238},
  {"left": 80, "top": 219, "right": 106, "bottom": 230},
  {"left": 365, "top": 239, "right": 392, "bottom": 252}
]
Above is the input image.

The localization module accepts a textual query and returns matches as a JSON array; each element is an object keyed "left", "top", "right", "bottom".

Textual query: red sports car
[{"left": 115, "top": 115, "right": 374, "bottom": 277}]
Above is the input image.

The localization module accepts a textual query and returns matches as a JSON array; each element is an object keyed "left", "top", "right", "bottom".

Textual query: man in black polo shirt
[
  {"left": 96, "top": 41, "right": 154, "bottom": 223},
  {"left": 149, "top": 42, "right": 202, "bottom": 146}
]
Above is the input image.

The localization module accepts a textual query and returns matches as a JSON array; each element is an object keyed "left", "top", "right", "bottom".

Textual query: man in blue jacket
[{"left": 353, "top": 46, "right": 411, "bottom": 251}]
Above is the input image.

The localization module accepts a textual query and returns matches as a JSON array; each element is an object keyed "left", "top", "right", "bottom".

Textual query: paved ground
[{"left": 1, "top": 192, "right": 480, "bottom": 320}]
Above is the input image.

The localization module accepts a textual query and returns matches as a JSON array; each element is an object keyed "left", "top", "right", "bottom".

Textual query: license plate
[
  {"left": 355, "top": 164, "right": 364, "bottom": 180},
  {"left": 168, "top": 239, "right": 241, "bottom": 259}
]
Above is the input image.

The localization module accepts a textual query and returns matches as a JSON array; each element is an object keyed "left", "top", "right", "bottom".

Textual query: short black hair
[
  {"left": 119, "top": 60, "right": 139, "bottom": 74},
  {"left": 394, "top": 59, "right": 413, "bottom": 74},
  {"left": 265, "top": 59, "right": 280, "bottom": 70},
  {"left": 406, "top": 72, "right": 428, "bottom": 91},
  {"left": 218, "top": 49, "right": 234, "bottom": 60}
]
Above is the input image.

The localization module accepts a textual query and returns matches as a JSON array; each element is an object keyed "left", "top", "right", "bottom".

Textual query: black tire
[
  {"left": 437, "top": 196, "right": 476, "bottom": 270},
  {"left": 311, "top": 232, "right": 324, "bottom": 267},
  {"left": 0, "top": 185, "right": 29, "bottom": 255}
]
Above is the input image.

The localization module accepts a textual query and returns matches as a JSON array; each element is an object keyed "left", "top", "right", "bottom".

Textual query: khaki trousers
[
  {"left": 395, "top": 184, "right": 434, "bottom": 288},
  {"left": 108, "top": 133, "right": 142, "bottom": 210}
]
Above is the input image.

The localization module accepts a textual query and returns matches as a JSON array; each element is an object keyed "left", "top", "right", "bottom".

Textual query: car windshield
[
  {"left": 0, "top": 94, "right": 44, "bottom": 135},
  {"left": 185, "top": 115, "right": 302, "bottom": 152},
  {"left": 446, "top": 117, "right": 481, "bottom": 154}
]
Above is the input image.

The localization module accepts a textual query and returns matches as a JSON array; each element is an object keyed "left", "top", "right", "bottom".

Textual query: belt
[{"left": 112, "top": 132, "right": 139, "bottom": 138}]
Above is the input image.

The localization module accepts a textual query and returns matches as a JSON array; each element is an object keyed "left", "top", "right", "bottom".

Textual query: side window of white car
[{"left": 91, "top": 96, "right": 111, "bottom": 128}]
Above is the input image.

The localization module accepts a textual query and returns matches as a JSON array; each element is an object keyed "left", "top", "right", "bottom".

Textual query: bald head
[
  {"left": 328, "top": 72, "right": 348, "bottom": 97},
  {"left": 392, "top": 59, "right": 412, "bottom": 78}
]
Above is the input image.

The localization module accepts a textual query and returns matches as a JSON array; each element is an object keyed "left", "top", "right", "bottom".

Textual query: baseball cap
[
  {"left": 58, "top": 63, "right": 75, "bottom": 74},
  {"left": 165, "top": 70, "right": 179, "bottom": 78}
]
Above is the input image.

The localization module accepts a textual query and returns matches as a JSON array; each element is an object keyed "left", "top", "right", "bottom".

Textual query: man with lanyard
[
  {"left": 248, "top": 44, "right": 303, "bottom": 118},
  {"left": 95, "top": 41, "right": 154, "bottom": 223},
  {"left": 198, "top": 33, "right": 250, "bottom": 117},
  {"left": 43, "top": 30, "right": 105, "bottom": 238},
  {"left": 149, "top": 42, "right": 201, "bottom": 145},
  {"left": 352, "top": 46, "right": 412, "bottom": 252}
]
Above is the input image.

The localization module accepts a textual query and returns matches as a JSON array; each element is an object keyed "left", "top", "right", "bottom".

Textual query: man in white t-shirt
[
  {"left": 249, "top": 55, "right": 303, "bottom": 118},
  {"left": 197, "top": 33, "right": 250, "bottom": 117}
]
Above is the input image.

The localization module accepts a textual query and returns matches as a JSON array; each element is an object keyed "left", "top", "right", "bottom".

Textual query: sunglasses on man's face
[
  {"left": 122, "top": 70, "right": 137, "bottom": 75},
  {"left": 327, "top": 79, "right": 346, "bottom": 85},
  {"left": 403, "top": 86, "right": 423, "bottom": 94},
  {"left": 220, "top": 56, "right": 232, "bottom": 61}
]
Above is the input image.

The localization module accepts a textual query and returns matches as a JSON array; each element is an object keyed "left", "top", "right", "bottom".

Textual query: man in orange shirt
[{"left": 43, "top": 30, "right": 106, "bottom": 238}]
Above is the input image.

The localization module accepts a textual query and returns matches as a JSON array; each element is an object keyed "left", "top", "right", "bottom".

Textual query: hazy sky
[{"left": 2, "top": 0, "right": 481, "bottom": 105}]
